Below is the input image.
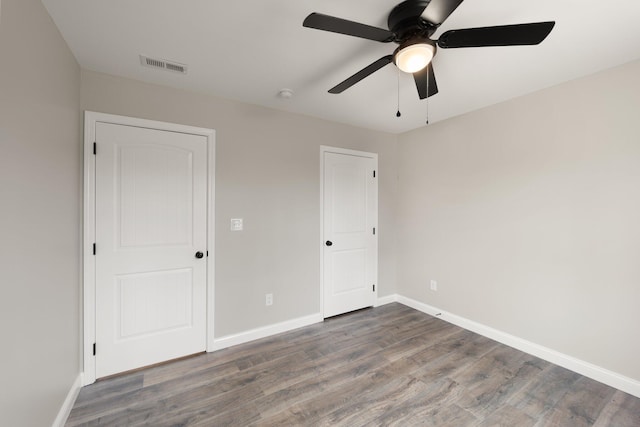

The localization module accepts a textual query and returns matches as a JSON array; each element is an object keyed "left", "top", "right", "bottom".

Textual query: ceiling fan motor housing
[{"left": 388, "top": 0, "right": 438, "bottom": 41}]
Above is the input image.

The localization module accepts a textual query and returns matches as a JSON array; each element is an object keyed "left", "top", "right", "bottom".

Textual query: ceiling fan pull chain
[
  {"left": 396, "top": 68, "right": 401, "bottom": 118},
  {"left": 426, "top": 65, "right": 430, "bottom": 125}
]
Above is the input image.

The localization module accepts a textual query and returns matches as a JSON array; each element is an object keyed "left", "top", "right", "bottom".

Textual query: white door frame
[
  {"left": 319, "top": 145, "right": 378, "bottom": 318},
  {"left": 82, "top": 111, "right": 216, "bottom": 385}
]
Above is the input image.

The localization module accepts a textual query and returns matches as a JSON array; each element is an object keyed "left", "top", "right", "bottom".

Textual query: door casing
[
  {"left": 83, "top": 111, "right": 216, "bottom": 385},
  {"left": 320, "top": 145, "right": 378, "bottom": 318}
]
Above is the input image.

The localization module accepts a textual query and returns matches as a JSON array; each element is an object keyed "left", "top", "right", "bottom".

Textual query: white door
[
  {"left": 95, "top": 122, "right": 208, "bottom": 378},
  {"left": 322, "top": 149, "right": 378, "bottom": 318}
]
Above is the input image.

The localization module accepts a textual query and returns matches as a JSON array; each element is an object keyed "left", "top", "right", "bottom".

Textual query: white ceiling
[{"left": 42, "top": 0, "right": 640, "bottom": 134}]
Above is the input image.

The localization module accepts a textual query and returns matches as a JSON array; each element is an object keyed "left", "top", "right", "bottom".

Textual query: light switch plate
[{"left": 230, "top": 218, "right": 243, "bottom": 231}]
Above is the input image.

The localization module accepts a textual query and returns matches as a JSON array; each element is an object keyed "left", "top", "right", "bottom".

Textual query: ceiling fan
[{"left": 303, "top": 0, "right": 555, "bottom": 100}]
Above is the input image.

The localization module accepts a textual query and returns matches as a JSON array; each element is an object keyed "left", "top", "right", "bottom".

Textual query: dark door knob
[
  {"left": 195, "top": 251, "right": 204, "bottom": 259},
  {"left": 325, "top": 241, "right": 333, "bottom": 246}
]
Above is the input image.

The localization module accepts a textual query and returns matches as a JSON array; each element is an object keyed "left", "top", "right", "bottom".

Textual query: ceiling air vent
[{"left": 139, "top": 55, "right": 188, "bottom": 74}]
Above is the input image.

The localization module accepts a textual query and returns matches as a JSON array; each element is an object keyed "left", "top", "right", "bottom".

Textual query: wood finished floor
[{"left": 67, "top": 303, "right": 640, "bottom": 426}]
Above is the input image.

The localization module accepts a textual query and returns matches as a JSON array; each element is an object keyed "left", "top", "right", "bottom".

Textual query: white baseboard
[
  {"left": 396, "top": 294, "right": 640, "bottom": 399},
  {"left": 375, "top": 294, "right": 398, "bottom": 307},
  {"left": 209, "top": 296, "right": 400, "bottom": 352},
  {"left": 208, "top": 313, "right": 323, "bottom": 352},
  {"left": 52, "top": 374, "right": 81, "bottom": 427}
]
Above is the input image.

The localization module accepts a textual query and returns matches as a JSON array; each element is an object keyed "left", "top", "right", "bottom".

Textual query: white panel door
[
  {"left": 323, "top": 150, "right": 377, "bottom": 318},
  {"left": 95, "top": 122, "right": 208, "bottom": 378}
]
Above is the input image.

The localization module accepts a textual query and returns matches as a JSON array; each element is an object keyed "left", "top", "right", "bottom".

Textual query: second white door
[
  {"left": 95, "top": 122, "right": 208, "bottom": 378},
  {"left": 322, "top": 149, "right": 378, "bottom": 318}
]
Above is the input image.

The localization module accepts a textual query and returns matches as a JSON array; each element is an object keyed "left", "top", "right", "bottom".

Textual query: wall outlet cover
[{"left": 230, "top": 218, "right": 243, "bottom": 231}]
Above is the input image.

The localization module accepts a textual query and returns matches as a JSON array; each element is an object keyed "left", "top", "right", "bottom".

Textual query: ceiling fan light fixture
[{"left": 395, "top": 42, "right": 435, "bottom": 73}]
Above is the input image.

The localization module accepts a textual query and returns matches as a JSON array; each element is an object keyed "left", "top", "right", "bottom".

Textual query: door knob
[
  {"left": 325, "top": 241, "right": 333, "bottom": 246},
  {"left": 195, "top": 251, "right": 204, "bottom": 259}
]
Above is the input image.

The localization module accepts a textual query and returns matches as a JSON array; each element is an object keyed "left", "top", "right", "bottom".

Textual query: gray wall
[
  {"left": 0, "top": 0, "right": 81, "bottom": 425},
  {"left": 81, "top": 70, "right": 398, "bottom": 337},
  {"left": 397, "top": 59, "right": 640, "bottom": 382}
]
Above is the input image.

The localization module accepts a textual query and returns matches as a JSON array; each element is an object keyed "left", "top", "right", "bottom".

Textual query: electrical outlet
[
  {"left": 265, "top": 293, "right": 273, "bottom": 306},
  {"left": 230, "top": 218, "right": 243, "bottom": 231},
  {"left": 430, "top": 280, "right": 438, "bottom": 291}
]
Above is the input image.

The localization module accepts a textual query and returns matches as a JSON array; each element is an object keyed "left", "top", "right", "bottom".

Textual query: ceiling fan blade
[
  {"left": 413, "top": 64, "right": 438, "bottom": 99},
  {"left": 421, "top": 0, "right": 465, "bottom": 26},
  {"left": 438, "top": 21, "right": 555, "bottom": 48},
  {"left": 329, "top": 55, "right": 394, "bottom": 94},
  {"left": 303, "top": 13, "right": 394, "bottom": 42}
]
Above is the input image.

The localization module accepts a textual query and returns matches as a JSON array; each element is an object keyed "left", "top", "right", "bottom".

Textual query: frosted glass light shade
[{"left": 395, "top": 43, "right": 435, "bottom": 73}]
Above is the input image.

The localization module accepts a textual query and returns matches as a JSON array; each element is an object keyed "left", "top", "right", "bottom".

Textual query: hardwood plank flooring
[{"left": 66, "top": 303, "right": 640, "bottom": 426}]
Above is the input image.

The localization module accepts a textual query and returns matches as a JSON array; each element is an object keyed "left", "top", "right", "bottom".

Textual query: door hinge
[
  {"left": 373, "top": 227, "right": 376, "bottom": 235},
  {"left": 92, "top": 243, "right": 96, "bottom": 255},
  {"left": 92, "top": 343, "right": 96, "bottom": 356},
  {"left": 373, "top": 284, "right": 376, "bottom": 292},
  {"left": 93, "top": 142, "right": 96, "bottom": 155},
  {"left": 373, "top": 170, "right": 376, "bottom": 178}
]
